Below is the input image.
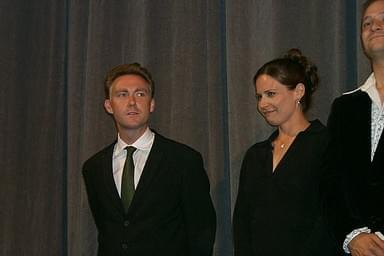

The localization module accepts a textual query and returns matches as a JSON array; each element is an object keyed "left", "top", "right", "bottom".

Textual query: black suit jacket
[
  {"left": 327, "top": 90, "right": 384, "bottom": 245},
  {"left": 82, "top": 132, "right": 216, "bottom": 256}
]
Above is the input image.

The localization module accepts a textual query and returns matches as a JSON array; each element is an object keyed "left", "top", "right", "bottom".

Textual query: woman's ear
[{"left": 295, "top": 83, "right": 305, "bottom": 100}]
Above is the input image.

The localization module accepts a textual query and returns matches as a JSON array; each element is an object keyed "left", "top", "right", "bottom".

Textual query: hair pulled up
[{"left": 253, "top": 48, "right": 319, "bottom": 112}]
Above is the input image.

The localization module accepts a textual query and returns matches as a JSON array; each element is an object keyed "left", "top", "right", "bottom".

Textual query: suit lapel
[
  {"left": 372, "top": 121, "right": 384, "bottom": 164},
  {"left": 354, "top": 92, "right": 372, "bottom": 165},
  {"left": 100, "top": 143, "right": 125, "bottom": 213},
  {"left": 128, "top": 134, "right": 165, "bottom": 212}
]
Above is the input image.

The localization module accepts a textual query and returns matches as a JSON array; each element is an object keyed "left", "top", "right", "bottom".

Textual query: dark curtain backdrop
[{"left": 0, "top": 1, "right": 371, "bottom": 255}]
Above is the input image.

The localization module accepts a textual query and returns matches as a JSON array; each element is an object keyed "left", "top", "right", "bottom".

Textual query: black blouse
[{"left": 233, "top": 120, "right": 338, "bottom": 256}]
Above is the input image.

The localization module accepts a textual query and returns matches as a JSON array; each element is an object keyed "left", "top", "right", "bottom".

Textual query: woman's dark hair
[{"left": 253, "top": 48, "right": 319, "bottom": 112}]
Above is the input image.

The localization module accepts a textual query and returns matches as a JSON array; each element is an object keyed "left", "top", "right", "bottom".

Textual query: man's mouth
[{"left": 369, "top": 33, "right": 384, "bottom": 40}]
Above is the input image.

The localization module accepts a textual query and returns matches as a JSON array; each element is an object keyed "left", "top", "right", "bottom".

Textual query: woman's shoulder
[{"left": 242, "top": 139, "right": 272, "bottom": 163}]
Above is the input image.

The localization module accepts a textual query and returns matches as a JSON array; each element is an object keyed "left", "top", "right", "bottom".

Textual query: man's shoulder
[
  {"left": 82, "top": 142, "right": 115, "bottom": 169},
  {"left": 153, "top": 132, "right": 201, "bottom": 157},
  {"left": 333, "top": 89, "right": 369, "bottom": 107},
  {"left": 341, "top": 88, "right": 366, "bottom": 99}
]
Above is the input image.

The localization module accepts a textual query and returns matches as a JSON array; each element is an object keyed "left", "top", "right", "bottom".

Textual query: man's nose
[
  {"left": 127, "top": 96, "right": 136, "bottom": 105},
  {"left": 371, "top": 18, "right": 383, "bottom": 31}
]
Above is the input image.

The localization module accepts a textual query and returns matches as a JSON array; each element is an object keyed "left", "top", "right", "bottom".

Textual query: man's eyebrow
[
  {"left": 363, "top": 11, "right": 384, "bottom": 20},
  {"left": 135, "top": 87, "right": 150, "bottom": 92}
]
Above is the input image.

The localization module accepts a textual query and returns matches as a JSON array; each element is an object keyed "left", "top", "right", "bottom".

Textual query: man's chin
[
  {"left": 364, "top": 45, "right": 384, "bottom": 59},
  {"left": 118, "top": 123, "right": 148, "bottom": 132}
]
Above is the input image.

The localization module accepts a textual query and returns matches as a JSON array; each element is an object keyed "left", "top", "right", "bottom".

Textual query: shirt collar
[
  {"left": 267, "top": 119, "right": 323, "bottom": 145},
  {"left": 344, "top": 73, "right": 382, "bottom": 108},
  {"left": 113, "top": 128, "right": 155, "bottom": 158}
]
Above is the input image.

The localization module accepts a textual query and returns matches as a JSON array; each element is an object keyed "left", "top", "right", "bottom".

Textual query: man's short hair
[
  {"left": 362, "top": 0, "right": 381, "bottom": 22},
  {"left": 104, "top": 63, "right": 155, "bottom": 99}
]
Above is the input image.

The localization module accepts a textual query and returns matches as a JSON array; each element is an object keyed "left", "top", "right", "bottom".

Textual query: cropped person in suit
[
  {"left": 327, "top": 0, "right": 384, "bottom": 255},
  {"left": 82, "top": 63, "right": 216, "bottom": 256},
  {"left": 233, "top": 49, "right": 338, "bottom": 256}
]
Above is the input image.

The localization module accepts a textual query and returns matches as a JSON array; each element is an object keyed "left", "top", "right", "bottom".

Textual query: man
[
  {"left": 327, "top": 0, "right": 384, "bottom": 255},
  {"left": 82, "top": 63, "right": 216, "bottom": 255}
]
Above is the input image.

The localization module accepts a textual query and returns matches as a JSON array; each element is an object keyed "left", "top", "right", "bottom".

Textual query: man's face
[
  {"left": 362, "top": 0, "right": 384, "bottom": 57},
  {"left": 255, "top": 74, "right": 303, "bottom": 127},
  {"left": 104, "top": 74, "right": 155, "bottom": 135}
]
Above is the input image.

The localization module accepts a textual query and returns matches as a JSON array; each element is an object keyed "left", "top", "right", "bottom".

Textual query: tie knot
[{"left": 125, "top": 146, "right": 136, "bottom": 156}]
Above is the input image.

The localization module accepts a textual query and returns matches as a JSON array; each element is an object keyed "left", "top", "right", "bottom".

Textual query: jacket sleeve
[
  {"left": 82, "top": 161, "right": 102, "bottom": 231},
  {"left": 180, "top": 151, "right": 216, "bottom": 256},
  {"left": 326, "top": 98, "right": 353, "bottom": 247},
  {"left": 233, "top": 153, "right": 253, "bottom": 256}
]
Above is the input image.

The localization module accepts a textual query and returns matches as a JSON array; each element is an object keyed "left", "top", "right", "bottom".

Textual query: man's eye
[
  {"left": 363, "top": 19, "right": 372, "bottom": 29},
  {"left": 266, "top": 92, "right": 275, "bottom": 97},
  {"left": 136, "top": 92, "right": 146, "bottom": 97},
  {"left": 117, "top": 92, "right": 127, "bottom": 97}
]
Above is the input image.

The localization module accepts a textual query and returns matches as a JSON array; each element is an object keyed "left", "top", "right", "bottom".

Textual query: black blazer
[
  {"left": 233, "top": 120, "right": 338, "bottom": 256},
  {"left": 82, "top": 132, "right": 216, "bottom": 256},
  {"left": 327, "top": 90, "right": 384, "bottom": 244}
]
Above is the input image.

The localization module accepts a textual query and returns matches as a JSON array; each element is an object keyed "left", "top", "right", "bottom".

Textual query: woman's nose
[{"left": 258, "top": 97, "right": 268, "bottom": 108}]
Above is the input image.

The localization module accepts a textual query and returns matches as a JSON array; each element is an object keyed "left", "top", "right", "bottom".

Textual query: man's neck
[
  {"left": 372, "top": 61, "right": 384, "bottom": 103},
  {"left": 118, "top": 127, "right": 148, "bottom": 145}
]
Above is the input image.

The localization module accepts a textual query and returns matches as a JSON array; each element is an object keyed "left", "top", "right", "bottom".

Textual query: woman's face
[{"left": 255, "top": 74, "right": 302, "bottom": 126}]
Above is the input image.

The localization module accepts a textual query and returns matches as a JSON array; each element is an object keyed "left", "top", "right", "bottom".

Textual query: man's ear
[
  {"left": 104, "top": 99, "right": 113, "bottom": 114},
  {"left": 150, "top": 99, "right": 155, "bottom": 113}
]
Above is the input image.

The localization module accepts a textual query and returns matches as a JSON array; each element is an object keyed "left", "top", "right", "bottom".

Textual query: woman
[{"left": 233, "top": 49, "right": 337, "bottom": 256}]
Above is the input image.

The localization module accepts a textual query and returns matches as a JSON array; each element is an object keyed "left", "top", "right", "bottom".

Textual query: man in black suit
[
  {"left": 327, "top": 0, "right": 384, "bottom": 255},
  {"left": 82, "top": 63, "right": 216, "bottom": 256}
]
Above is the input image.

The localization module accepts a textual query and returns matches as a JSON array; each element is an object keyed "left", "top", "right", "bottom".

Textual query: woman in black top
[{"left": 233, "top": 49, "right": 338, "bottom": 256}]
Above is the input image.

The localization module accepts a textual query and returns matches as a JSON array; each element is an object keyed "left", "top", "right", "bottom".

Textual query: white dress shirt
[{"left": 112, "top": 128, "right": 155, "bottom": 196}]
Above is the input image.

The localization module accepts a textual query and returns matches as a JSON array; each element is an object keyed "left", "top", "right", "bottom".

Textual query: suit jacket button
[
  {"left": 122, "top": 243, "right": 128, "bottom": 250},
  {"left": 124, "top": 220, "right": 130, "bottom": 227}
]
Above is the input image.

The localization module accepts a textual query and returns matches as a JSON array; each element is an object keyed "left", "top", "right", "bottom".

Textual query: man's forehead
[
  {"left": 113, "top": 82, "right": 150, "bottom": 90},
  {"left": 364, "top": 1, "right": 384, "bottom": 17},
  {"left": 114, "top": 74, "right": 148, "bottom": 83}
]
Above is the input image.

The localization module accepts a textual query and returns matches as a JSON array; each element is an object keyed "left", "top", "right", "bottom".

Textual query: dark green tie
[{"left": 121, "top": 146, "right": 136, "bottom": 213}]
